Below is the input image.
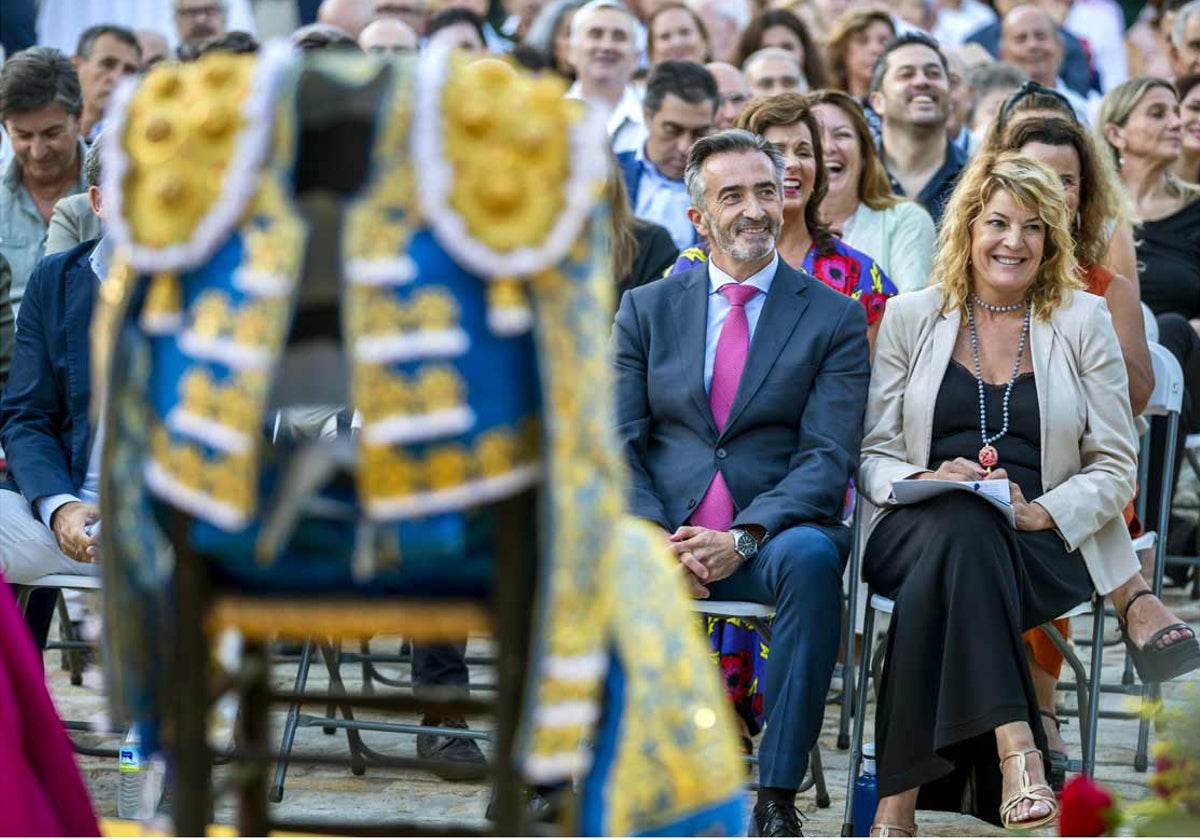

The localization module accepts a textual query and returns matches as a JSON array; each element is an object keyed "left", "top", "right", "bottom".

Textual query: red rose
[{"left": 1059, "top": 774, "right": 1116, "bottom": 836}]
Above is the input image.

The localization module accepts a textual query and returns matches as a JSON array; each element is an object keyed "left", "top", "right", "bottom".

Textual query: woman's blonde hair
[
  {"left": 825, "top": 7, "right": 895, "bottom": 93},
  {"left": 804, "top": 89, "right": 902, "bottom": 211},
  {"left": 934, "top": 151, "right": 1082, "bottom": 321},
  {"left": 1096, "top": 76, "right": 1200, "bottom": 203},
  {"left": 605, "top": 150, "right": 640, "bottom": 290}
]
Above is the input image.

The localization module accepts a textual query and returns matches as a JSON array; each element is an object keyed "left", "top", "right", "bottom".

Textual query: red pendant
[{"left": 979, "top": 445, "right": 999, "bottom": 471}]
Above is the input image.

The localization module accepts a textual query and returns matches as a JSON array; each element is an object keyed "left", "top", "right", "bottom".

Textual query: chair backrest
[
  {"left": 1142, "top": 303, "right": 1159, "bottom": 345},
  {"left": 1144, "top": 342, "right": 1184, "bottom": 417}
]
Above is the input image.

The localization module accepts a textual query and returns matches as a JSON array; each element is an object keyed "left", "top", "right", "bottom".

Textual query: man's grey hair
[
  {"left": 742, "top": 46, "right": 800, "bottom": 74},
  {"left": 84, "top": 132, "right": 104, "bottom": 188},
  {"left": 684, "top": 128, "right": 785, "bottom": 209},
  {"left": 0, "top": 47, "right": 83, "bottom": 123},
  {"left": 569, "top": 0, "right": 644, "bottom": 51},
  {"left": 1174, "top": 0, "right": 1200, "bottom": 47}
]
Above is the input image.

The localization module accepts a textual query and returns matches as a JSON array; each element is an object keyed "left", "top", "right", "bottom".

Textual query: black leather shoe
[
  {"left": 416, "top": 717, "right": 488, "bottom": 781},
  {"left": 485, "top": 784, "right": 562, "bottom": 824},
  {"left": 751, "top": 801, "right": 805, "bottom": 837}
]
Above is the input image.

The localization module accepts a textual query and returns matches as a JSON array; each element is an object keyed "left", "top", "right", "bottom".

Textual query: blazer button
[
  {"left": 716, "top": 448, "right": 727, "bottom": 459},
  {"left": 687, "top": 498, "right": 697, "bottom": 509}
]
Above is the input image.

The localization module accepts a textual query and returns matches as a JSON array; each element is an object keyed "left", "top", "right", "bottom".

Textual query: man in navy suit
[
  {"left": 0, "top": 138, "right": 106, "bottom": 649},
  {"left": 612, "top": 129, "right": 870, "bottom": 836}
]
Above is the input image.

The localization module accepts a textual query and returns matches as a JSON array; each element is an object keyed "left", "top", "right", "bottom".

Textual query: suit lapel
[
  {"left": 1030, "top": 313, "right": 1055, "bottom": 481},
  {"left": 721, "top": 263, "right": 809, "bottom": 437},
  {"left": 669, "top": 266, "right": 719, "bottom": 437},
  {"left": 918, "top": 305, "right": 960, "bottom": 468},
  {"left": 64, "top": 248, "right": 97, "bottom": 461}
]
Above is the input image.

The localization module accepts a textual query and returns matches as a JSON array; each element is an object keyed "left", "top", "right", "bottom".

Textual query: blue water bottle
[{"left": 852, "top": 741, "right": 879, "bottom": 837}]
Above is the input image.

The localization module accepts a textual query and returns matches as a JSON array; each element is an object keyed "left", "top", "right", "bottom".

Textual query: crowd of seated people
[{"left": 3, "top": 0, "right": 1200, "bottom": 835}]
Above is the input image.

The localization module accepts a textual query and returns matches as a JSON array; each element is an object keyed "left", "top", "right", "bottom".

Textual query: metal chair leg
[
  {"left": 318, "top": 642, "right": 367, "bottom": 776},
  {"left": 841, "top": 602, "right": 876, "bottom": 837},
  {"left": 809, "top": 744, "right": 830, "bottom": 808},
  {"left": 1084, "top": 599, "right": 1105, "bottom": 776},
  {"left": 270, "top": 639, "right": 316, "bottom": 803},
  {"left": 55, "top": 592, "right": 85, "bottom": 686}
]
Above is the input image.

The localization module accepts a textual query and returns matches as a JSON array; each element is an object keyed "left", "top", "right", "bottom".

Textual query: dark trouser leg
[
  {"left": 863, "top": 496, "right": 1045, "bottom": 800},
  {"left": 707, "top": 524, "right": 845, "bottom": 790},
  {"left": 23, "top": 588, "right": 57, "bottom": 656},
  {"left": 411, "top": 641, "right": 470, "bottom": 700}
]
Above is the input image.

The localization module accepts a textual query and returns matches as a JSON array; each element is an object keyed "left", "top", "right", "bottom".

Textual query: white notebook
[{"left": 890, "top": 478, "right": 1015, "bottom": 528}]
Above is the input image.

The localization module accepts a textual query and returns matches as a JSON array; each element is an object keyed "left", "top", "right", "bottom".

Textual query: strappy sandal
[
  {"left": 1119, "top": 589, "right": 1200, "bottom": 683},
  {"left": 1038, "top": 710, "right": 1069, "bottom": 792},
  {"left": 870, "top": 823, "right": 917, "bottom": 837},
  {"left": 999, "top": 748, "right": 1058, "bottom": 831}
]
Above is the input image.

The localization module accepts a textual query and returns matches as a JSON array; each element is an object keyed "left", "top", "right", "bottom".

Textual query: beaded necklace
[{"left": 967, "top": 295, "right": 1032, "bottom": 474}]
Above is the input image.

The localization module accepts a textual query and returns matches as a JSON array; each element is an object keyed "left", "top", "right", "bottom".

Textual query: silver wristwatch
[{"left": 729, "top": 527, "right": 759, "bottom": 562}]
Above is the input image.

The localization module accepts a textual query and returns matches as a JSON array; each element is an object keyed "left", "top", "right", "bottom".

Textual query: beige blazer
[{"left": 859, "top": 285, "right": 1140, "bottom": 595}]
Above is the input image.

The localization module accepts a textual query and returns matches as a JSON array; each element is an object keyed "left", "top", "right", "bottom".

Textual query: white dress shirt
[
  {"left": 632, "top": 145, "right": 696, "bottom": 251},
  {"left": 703, "top": 252, "right": 779, "bottom": 393},
  {"left": 566, "top": 82, "right": 646, "bottom": 154}
]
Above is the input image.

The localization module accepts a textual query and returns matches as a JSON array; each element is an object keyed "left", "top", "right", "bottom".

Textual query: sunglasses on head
[{"left": 998, "top": 80, "right": 1077, "bottom": 128}]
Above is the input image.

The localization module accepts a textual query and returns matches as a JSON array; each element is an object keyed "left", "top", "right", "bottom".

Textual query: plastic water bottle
[
  {"left": 852, "top": 741, "right": 880, "bottom": 837},
  {"left": 118, "top": 726, "right": 163, "bottom": 820}
]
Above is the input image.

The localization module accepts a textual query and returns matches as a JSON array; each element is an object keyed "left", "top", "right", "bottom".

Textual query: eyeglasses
[{"left": 997, "top": 80, "right": 1077, "bottom": 128}]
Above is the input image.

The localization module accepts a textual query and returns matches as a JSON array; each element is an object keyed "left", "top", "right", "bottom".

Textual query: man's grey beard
[{"left": 707, "top": 211, "right": 780, "bottom": 262}]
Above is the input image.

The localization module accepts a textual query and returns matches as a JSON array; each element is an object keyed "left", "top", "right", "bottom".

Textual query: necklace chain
[
  {"left": 971, "top": 292, "right": 1025, "bottom": 313},
  {"left": 968, "top": 298, "right": 1032, "bottom": 451}
]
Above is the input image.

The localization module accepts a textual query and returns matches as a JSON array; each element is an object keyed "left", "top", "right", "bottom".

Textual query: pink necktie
[{"left": 690, "top": 283, "right": 760, "bottom": 530}]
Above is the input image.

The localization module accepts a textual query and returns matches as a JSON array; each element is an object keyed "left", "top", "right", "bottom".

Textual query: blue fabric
[
  {"left": 706, "top": 524, "right": 845, "bottom": 789},
  {"left": 0, "top": 240, "right": 98, "bottom": 503},
  {"left": 616, "top": 149, "right": 642, "bottom": 208},
  {"left": 964, "top": 22, "right": 1095, "bottom": 96}
]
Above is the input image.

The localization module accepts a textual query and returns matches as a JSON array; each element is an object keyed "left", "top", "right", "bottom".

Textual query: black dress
[{"left": 862, "top": 361, "right": 1093, "bottom": 821}]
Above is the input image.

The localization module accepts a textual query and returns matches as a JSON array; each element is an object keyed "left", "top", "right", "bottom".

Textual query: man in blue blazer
[
  {"left": 0, "top": 139, "right": 107, "bottom": 648},
  {"left": 612, "top": 130, "right": 870, "bottom": 836}
]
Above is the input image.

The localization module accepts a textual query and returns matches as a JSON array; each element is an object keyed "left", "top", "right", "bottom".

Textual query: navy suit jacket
[
  {"left": 0, "top": 240, "right": 97, "bottom": 507},
  {"left": 611, "top": 258, "right": 870, "bottom": 552}
]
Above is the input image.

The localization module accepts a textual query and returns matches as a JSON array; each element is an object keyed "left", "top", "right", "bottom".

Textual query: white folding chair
[
  {"left": 1131, "top": 343, "right": 1186, "bottom": 770},
  {"left": 690, "top": 600, "right": 831, "bottom": 809}
]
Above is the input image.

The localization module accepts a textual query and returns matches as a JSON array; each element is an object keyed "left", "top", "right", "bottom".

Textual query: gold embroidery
[
  {"left": 139, "top": 272, "right": 182, "bottom": 332},
  {"left": 150, "top": 426, "right": 257, "bottom": 516},
  {"left": 359, "top": 423, "right": 538, "bottom": 503},
  {"left": 177, "top": 368, "right": 268, "bottom": 435},
  {"left": 120, "top": 53, "right": 256, "bottom": 249},
  {"left": 355, "top": 363, "right": 467, "bottom": 423},
  {"left": 347, "top": 287, "right": 461, "bottom": 337},
  {"left": 187, "top": 290, "right": 290, "bottom": 349},
  {"left": 440, "top": 59, "right": 576, "bottom": 252}
]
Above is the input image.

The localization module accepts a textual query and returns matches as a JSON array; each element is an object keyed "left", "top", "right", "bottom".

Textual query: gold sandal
[
  {"left": 999, "top": 748, "right": 1058, "bottom": 830},
  {"left": 870, "top": 823, "right": 918, "bottom": 837}
]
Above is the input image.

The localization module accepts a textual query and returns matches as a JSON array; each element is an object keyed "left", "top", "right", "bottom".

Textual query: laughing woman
[
  {"left": 806, "top": 90, "right": 937, "bottom": 293},
  {"left": 858, "top": 151, "right": 1200, "bottom": 835}
]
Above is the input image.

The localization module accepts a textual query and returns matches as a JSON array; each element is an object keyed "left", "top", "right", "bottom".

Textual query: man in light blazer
[{"left": 612, "top": 129, "right": 871, "bottom": 837}]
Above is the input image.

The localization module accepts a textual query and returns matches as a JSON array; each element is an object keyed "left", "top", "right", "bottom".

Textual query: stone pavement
[{"left": 46, "top": 588, "right": 1200, "bottom": 836}]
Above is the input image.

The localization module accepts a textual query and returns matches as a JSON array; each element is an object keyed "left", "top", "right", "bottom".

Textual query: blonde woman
[
  {"left": 858, "top": 151, "right": 1199, "bottom": 836},
  {"left": 807, "top": 90, "right": 936, "bottom": 292}
]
